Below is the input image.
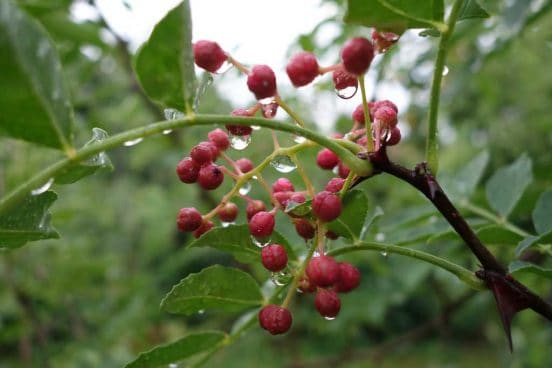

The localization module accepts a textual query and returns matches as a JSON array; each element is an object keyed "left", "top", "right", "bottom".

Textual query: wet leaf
[
  {"left": 532, "top": 190, "right": 552, "bottom": 235},
  {"left": 509, "top": 260, "right": 552, "bottom": 279},
  {"left": 327, "top": 190, "right": 369, "bottom": 240},
  {"left": 458, "top": 0, "right": 490, "bottom": 21}
]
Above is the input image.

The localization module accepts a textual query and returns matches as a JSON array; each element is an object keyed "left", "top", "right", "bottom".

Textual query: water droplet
[
  {"left": 251, "top": 125, "right": 261, "bottom": 131},
  {"left": 270, "top": 155, "right": 296, "bottom": 173},
  {"left": 271, "top": 270, "right": 292, "bottom": 286},
  {"left": 332, "top": 166, "right": 339, "bottom": 175},
  {"left": 442, "top": 66, "right": 449, "bottom": 76},
  {"left": 123, "top": 137, "right": 143, "bottom": 147},
  {"left": 221, "top": 221, "right": 234, "bottom": 228},
  {"left": 164, "top": 108, "right": 184, "bottom": 120},
  {"left": 313, "top": 251, "right": 321, "bottom": 258},
  {"left": 324, "top": 316, "right": 336, "bottom": 321},
  {"left": 83, "top": 128, "right": 111, "bottom": 167},
  {"left": 296, "top": 288, "right": 304, "bottom": 294},
  {"left": 168, "top": 364, "right": 178, "bottom": 368},
  {"left": 293, "top": 135, "right": 306, "bottom": 144},
  {"left": 252, "top": 175, "right": 258, "bottom": 180},
  {"left": 229, "top": 134, "right": 251, "bottom": 150},
  {"left": 335, "top": 85, "right": 358, "bottom": 99},
  {"left": 375, "top": 232, "right": 385, "bottom": 242},
  {"left": 198, "top": 309, "right": 205, "bottom": 315},
  {"left": 193, "top": 73, "right": 214, "bottom": 111},
  {"left": 162, "top": 129, "right": 173, "bottom": 135},
  {"left": 239, "top": 181, "right": 251, "bottom": 195},
  {"left": 251, "top": 235, "right": 271, "bottom": 248},
  {"left": 380, "top": 251, "right": 388, "bottom": 257},
  {"left": 261, "top": 102, "right": 278, "bottom": 119},
  {"left": 31, "top": 178, "right": 54, "bottom": 195}
]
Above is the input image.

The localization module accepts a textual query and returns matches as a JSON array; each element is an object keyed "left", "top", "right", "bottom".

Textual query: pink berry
[
  {"left": 176, "top": 207, "right": 203, "bottom": 232},
  {"left": 193, "top": 219, "right": 214, "bottom": 238},
  {"left": 386, "top": 126, "right": 401, "bottom": 146},
  {"left": 176, "top": 157, "right": 199, "bottom": 183},
  {"left": 261, "top": 244, "right": 288, "bottom": 272},
  {"left": 247, "top": 65, "right": 277, "bottom": 100},
  {"left": 246, "top": 200, "right": 266, "bottom": 220},
  {"left": 338, "top": 162, "right": 350, "bottom": 179},
  {"left": 297, "top": 276, "right": 316, "bottom": 293},
  {"left": 312, "top": 191, "right": 342, "bottom": 222},
  {"left": 306, "top": 255, "right": 340, "bottom": 287},
  {"left": 286, "top": 51, "right": 319, "bottom": 87},
  {"left": 199, "top": 141, "right": 220, "bottom": 160},
  {"left": 316, "top": 148, "right": 339, "bottom": 170},
  {"left": 373, "top": 105, "right": 398, "bottom": 127},
  {"left": 356, "top": 135, "right": 368, "bottom": 147},
  {"left": 218, "top": 202, "right": 238, "bottom": 223},
  {"left": 193, "top": 40, "right": 226, "bottom": 73},
  {"left": 294, "top": 218, "right": 315, "bottom": 240},
  {"left": 236, "top": 158, "right": 254, "bottom": 173},
  {"left": 335, "top": 262, "right": 361, "bottom": 293},
  {"left": 315, "top": 289, "right": 341, "bottom": 318},
  {"left": 325, "top": 178, "right": 345, "bottom": 193},
  {"left": 372, "top": 30, "right": 399, "bottom": 53},
  {"left": 352, "top": 104, "right": 367, "bottom": 124},
  {"left": 258, "top": 305, "right": 292, "bottom": 335},
  {"left": 371, "top": 100, "right": 398, "bottom": 114},
  {"left": 332, "top": 65, "right": 358, "bottom": 90},
  {"left": 227, "top": 109, "right": 254, "bottom": 136},
  {"left": 289, "top": 192, "right": 306, "bottom": 204},
  {"left": 190, "top": 144, "right": 213, "bottom": 165},
  {"left": 274, "top": 191, "right": 292, "bottom": 208},
  {"left": 341, "top": 37, "right": 374, "bottom": 76},
  {"left": 272, "top": 178, "right": 295, "bottom": 193},
  {"left": 197, "top": 163, "right": 224, "bottom": 190},
  {"left": 208, "top": 128, "right": 230, "bottom": 151},
  {"left": 249, "top": 211, "right": 275, "bottom": 237}
]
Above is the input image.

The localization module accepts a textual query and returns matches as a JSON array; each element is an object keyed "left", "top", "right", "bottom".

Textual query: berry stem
[
  {"left": 339, "top": 171, "right": 355, "bottom": 197},
  {"left": 256, "top": 172, "right": 280, "bottom": 210},
  {"left": 425, "top": 0, "right": 465, "bottom": 174},
  {"left": 275, "top": 95, "right": 306, "bottom": 128},
  {"left": 220, "top": 152, "right": 242, "bottom": 174},
  {"left": 358, "top": 74, "right": 374, "bottom": 152},
  {"left": 290, "top": 154, "right": 315, "bottom": 198},
  {"left": 226, "top": 54, "right": 250, "bottom": 74},
  {"left": 219, "top": 166, "right": 239, "bottom": 180}
]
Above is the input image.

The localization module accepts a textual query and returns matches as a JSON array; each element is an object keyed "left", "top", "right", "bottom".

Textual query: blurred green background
[{"left": 0, "top": 0, "right": 551, "bottom": 367}]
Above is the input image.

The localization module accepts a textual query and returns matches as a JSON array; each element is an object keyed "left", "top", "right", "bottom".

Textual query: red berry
[
  {"left": 176, "top": 157, "right": 199, "bottom": 183},
  {"left": 272, "top": 178, "right": 295, "bottom": 193},
  {"left": 197, "top": 163, "right": 224, "bottom": 190},
  {"left": 338, "top": 162, "right": 350, "bottom": 179},
  {"left": 190, "top": 144, "right": 213, "bottom": 165},
  {"left": 236, "top": 158, "right": 254, "bottom": 173},
  {"left": 373, "top": 105, "right": 398, "bottom": 127},
  {"left": 246, "top": 200, "right": 266, "bottom": 220},
  {"left": 247, "top": 65, "right": 277, "bottom": 100},
  {"left": 199, "top": 140, "right": 220, "bottom": 160},
  {"left": 294, "top": 218, "right": 315, "bottom": 240},
  {"left": 286, "top": 51, "right": 319, "bottom": 87},
  {"left": 352, "top": 103, "right": 367, "bottom": 124},
  {"left": 176, "top": 207, "right": 203, "bottom": 232},
  {"left": 193, "top": 219, "right": 214, "bottom": 238},
  {"left": 289, "top": 192, "right": 306, "bottom": 204},
  {"left": 386, "top": 126, "right": 401, "bottom": 146},
  {"left": 227, "top": 109, "right": 253, "bottom": 136},
  {"left": 218, "top": 202, "right": 238, "bottom": 223},
  {"left": 315, "top": 289, "right": 341, "bottom": 318},
  {"left": 356, "top": 135, "right": 368, "bottom": 147},
  {"left": 306, "top": 255, "right": 340, "bottom": 287},
  {"left": 273, "top": 191, "right": 292, "bottom": 208},
  {"left": 312, "top": 191, "right": 342, "bottom": 222},
  {"left": 341, "top": 37, "right": 374, "bottom": 76},
  {"left": 325, "top": 230, "right": 339, "bottom": 240},
  {"left": 332, "top": 65, "right": 358, "bottom": 90},
  {"left": 316, "top": 148, "right": 339, "bottom": 170},
  {"left": 335, "top": 262, "right": 361, "bottom": 293},
  {"left": 208, "top": 128, "right": 230, "bottom": 151},
  {"left": 297, "top": 276, "right": 316, "bottom": 293},
  {"left": 325, "top": 178, "right": 345, "bottom": 193},
  {"left": 261, "top": 244, "right": 288, "bottom": 272},
  {"left": 249, "top": 211, "right": 275, "bottom": 237},
  {"left": 371, "top": 100, "right": 398, "bottom": 114},
  {"left": 193, "top": 40, "right": 226, "bottom": 73},
  {"left": 258, "top": 305, "right": 292, "bottom": 335}
]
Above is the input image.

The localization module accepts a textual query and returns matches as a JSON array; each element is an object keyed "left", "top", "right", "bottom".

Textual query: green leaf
[
  {"left": 532, "top": 190, "right": 552, "bottom": 235},
  {"left": 0, "top": 191, "right": 59, "bottom": 249},
  {"left": 360, "top": 206, "right": 384, "bottom": 240},
  {"left": 55, "top": 128, "right": 113, "bottom": 184},
  {"left": 125, "top": 331, "right": 225, "bottom": 368},
  {"left": 458, "top": 0, "right": 490, "bottom": 21},
  {"left": 327, "top": 190, "right": 369, "bottom": 240},
  {"left": 515, "top": 230, "right": 552, "bottom": 256},
  {"left": 509, "top": 260, "right": 552, "bottom": 279},
  {"left": 345, "top": 0, "right": 445, "bottom": 34},
  {"left": 187, "top": 224, "right": 296, "bottom": 263},
  {"left": 134, "top": 1, "right": 195, "bottom": 113},
  {"left": 0, "top": 0, "right": 74, "bottom": 152},
  {"left": 285, "top": 199, "right": 312, "bottom": 217},
  {"left": 476, "top": 225, "right": 523, "bottom": 245},
  {"left": 161, "top": 265, "right": 263, "bottom": 315},
  {"left": 485, "top": 153, "right": 533, "bottom": 218},
  {"left": 439, "top": 151, "right": 489, "bottom": 201}
]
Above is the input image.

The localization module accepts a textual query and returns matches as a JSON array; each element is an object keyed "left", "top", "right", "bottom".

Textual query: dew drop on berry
[
  {"left": 324, "top": 316, "right": 336, "bottom": 321},
  {"left": 335, "top": 85, "right": 358, "bottom": 99},
  {"left": 270, "top": 155, "right": 296, "bottom": 173},
  {"left": 239, "top": 181, "right": 252, "bottom": 195},
  {"left": 251, "top": 235, "right": 271, "bottom": 248},
  {"left": 123, "top": 137, "right": 143, "bottom": 147},
  {"left": 229, "top": 134, "right": 251, "bottom": 150},
  {"left": 31, "top": 177, "right": 54, "bottom": 195},
  {"left": 164, "top": 108, "right": 184, "bottom": 120}
]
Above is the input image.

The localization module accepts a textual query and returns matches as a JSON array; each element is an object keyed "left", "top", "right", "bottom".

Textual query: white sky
[{"left": 74, "top": 0, "right": 411, "bottom": 131}]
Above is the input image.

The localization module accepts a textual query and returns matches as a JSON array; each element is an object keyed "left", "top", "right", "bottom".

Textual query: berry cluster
[{"left": 178, "top": 30, "right": 399, "bottom": 335}]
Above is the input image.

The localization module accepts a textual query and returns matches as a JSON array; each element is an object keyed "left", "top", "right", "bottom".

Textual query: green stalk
[
  {"left": 0, "top": 114, "right": 372, "bottom": 216},
  {"left": 328, "top": 241, "right": 484, "bottom": 290},
  {"left": 425, "top": 0, "right": 465, "bottom": 174}
]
